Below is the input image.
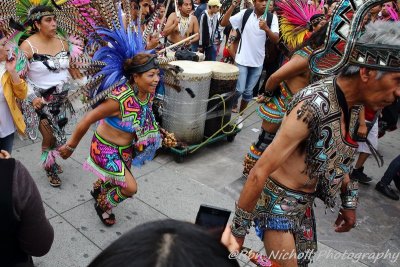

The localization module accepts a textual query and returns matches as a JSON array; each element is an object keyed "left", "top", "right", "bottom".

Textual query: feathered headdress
[
  {"left": 276, "top": 0, "right": 324, "bottom": 50},
  {"left": 309, "top": 0, "right": 400, "bottom": 75},
  {"left": 92, "top": 11, "right": 148, "bottom": 93},
  {"left": 0, "top": 0, "right": 92, "bottom": 75}
]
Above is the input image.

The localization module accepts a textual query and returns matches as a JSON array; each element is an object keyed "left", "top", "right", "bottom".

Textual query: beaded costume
[
  {"left": 253, "top": 76, "right": 361, "bottom": 265},
  {"left": 232, "top": 1, "right": 399, "bottom": 265},
  {"left": 84, "top": 84, "right": 162, "bottom": 187}
]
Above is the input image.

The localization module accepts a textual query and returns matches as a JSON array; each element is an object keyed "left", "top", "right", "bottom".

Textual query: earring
[{"left": 38, "top": 27, "right": 41, "bottom": 31}]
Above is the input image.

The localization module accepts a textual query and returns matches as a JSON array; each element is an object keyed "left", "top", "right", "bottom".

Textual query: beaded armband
[
  {"left": 340, "top": 180, "right": 359, "bottom": 209},
  {"left": 263, "top": 90, "right": 274, "bottom": 97},
  {"left": 227, "top": 35, "right": 237, "bottom": 47},
  {"left": 231, "top": 204, "right": 255, "bottom": 238}
]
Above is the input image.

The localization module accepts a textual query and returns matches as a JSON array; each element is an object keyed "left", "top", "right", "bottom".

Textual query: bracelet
[
  {"left": 230, "top": 203, "right": 255, "bottom": 238},
  {"left": 340, "top": 180, "right": 359, "bottom": 209},
  {"left": 65, "top": 144, "right": 76, "bottom": 152}
]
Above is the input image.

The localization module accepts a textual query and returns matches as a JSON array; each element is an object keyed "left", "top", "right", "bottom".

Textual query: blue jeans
[
  {"left": 191, "top": 43, "right": 199, "bottom": 52},
  {"left": 381, "top": 154, "right": 400, "bottom": 186},
  {"left": 204, "top": 45, "right": 217, "bottom": 61},
  {"left": 235, "top": 64, "right": 263, "bottom": 103},
  {"left": 0, "top": 132, "right": 15, "bottom": 154}
]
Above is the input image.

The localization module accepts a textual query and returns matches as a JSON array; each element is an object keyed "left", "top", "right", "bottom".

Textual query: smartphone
[{"left": 195, "top": 204, "right": 231, "bottom": 239}]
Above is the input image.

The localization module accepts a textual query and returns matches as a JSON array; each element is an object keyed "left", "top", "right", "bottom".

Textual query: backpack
[{"left": 227, "top": 9, "right": 273, "bottom": 58}]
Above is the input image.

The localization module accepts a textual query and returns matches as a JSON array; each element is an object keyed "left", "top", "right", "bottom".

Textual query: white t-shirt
[
  {"left": 230, "top": 10, "right": 279, "bottom": 67},
  {"left": 0, "top": 63, "right": 16, "bottom": 138}
]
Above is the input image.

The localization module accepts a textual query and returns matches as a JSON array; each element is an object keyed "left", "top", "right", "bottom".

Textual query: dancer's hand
[
  {"left": 0, "top": 150, "right": 11, "bottom": 159},
  {"left": 357, "top": 124, "right": 368, "bottom": 139},
  {"left": 221, "top": 224, "right": 244, "bottom": 254},
  {"left": 58, "top": 144, "right": 73, "bottom": 159},
  {"left": 334, "top": 208, "right": 356, "bottom": 232},
  {"left": 256, "top": 94, "right": 269, "bottom": 103},
  {"left": 32, "top": 97, "right": 43, "bottom": 110}
]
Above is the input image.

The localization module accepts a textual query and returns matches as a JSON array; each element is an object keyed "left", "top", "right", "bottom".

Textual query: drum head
[
  {"left": 168, "top": 61, "right": 212, "bottom": 80},
  {"left": 198, "top": 61, "right": 239, "bottom": 80}
]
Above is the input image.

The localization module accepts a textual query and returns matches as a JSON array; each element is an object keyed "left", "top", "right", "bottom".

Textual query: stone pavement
[{"left": 11, "top": 105, "right": 400, "bottom": 267}]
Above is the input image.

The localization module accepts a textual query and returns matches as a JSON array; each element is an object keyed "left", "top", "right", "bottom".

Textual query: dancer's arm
[
  {"left": 59, "top": 99, "right": 120, "bottom": 159},
  {"left": 224, "top": 102, "right": 311, "bottom": 251},
  {"left": 264, "top": 54, "right": 308, "bottom": 92}
]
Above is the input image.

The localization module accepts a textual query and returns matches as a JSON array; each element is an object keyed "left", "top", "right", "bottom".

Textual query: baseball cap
[{"left": 208, "top": 0, "right": 222, "bottom": 7}]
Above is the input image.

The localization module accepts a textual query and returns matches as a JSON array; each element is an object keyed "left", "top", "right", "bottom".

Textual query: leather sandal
[
  {"left": 46, "top": 169, "right": 62, "bottom": 187},
  {"left": 94, "top": 203, "right": 116, "bottom": 226}
]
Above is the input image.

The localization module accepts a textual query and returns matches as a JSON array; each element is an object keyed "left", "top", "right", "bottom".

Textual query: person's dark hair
[
  {"left": 88, "top": 219, "right": 240, "bottom": 267},
  {"left": 178, "top": 0, "right": 194, "bottom": 9},
  {"left": 124, "top": 53, "right": 154, "bottom": 82},
  {"left": 29, "top": 5, "right": 55, "bottom": 32},
  {"left": 309, "top": 14, "right": 325, "bottom": 31},
  {"left": 200, "top": 0, "right": 208, "bottom": 4},
  {"left": 292, "top": 23, "right": 328, "bottom": 56},
  {"left": 29, "top": 5, "right": 54, "bottom": 23},
  {"left": 156, "top": 2, "right": 165, "bottom": 9}
]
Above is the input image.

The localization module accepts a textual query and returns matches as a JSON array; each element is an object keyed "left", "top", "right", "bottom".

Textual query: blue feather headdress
[{"left": 92, "top": 8, "right": 153, "bottom": 96}]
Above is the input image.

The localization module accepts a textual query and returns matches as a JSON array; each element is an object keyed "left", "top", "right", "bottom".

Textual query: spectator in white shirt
[{"left": 220, "top": 0, "right": 279, "bottom": 128}]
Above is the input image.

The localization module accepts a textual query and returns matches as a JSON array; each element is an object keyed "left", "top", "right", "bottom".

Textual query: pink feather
[
  {"left": 68, "top": 35, "right": 84, "bottom": 59},
  {"left": 276, "top": 0, "right": 323, "bottom": 26},
  {"left": 387, "top": 6, "right": 399, "bottom": 21}
]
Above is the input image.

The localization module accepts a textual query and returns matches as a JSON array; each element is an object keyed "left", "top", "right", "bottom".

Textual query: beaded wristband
[
  {"left": 65, "top": 144, "right": 76, "bottom": 152},
  {"left": 263, "top": 90, "right": 274, "bottom": 97},
  {"left": 340, "top": 180, "right": 359, "bottom": 209},
  {"left": 231, "top": 204, "right": 255, "bottom": 238}
]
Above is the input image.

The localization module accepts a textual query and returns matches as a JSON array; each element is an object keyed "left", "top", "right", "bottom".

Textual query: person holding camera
[{"left": 0, "top": 37, "right": 27, "bottom": 154}]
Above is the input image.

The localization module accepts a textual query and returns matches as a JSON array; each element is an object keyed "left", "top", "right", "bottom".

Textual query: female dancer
[
  {"left": 19, "top": 5, "right": 77, "bottom": 187},
  {"left": 59, "top": 53, "right": 162, "bottom": 226}
]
